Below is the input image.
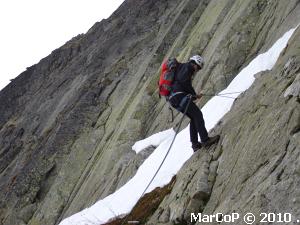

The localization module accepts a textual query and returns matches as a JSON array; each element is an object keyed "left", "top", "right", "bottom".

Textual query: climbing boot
[
  {"left": 202, "top": 135, "right": 220, "bottom": 148},
  {"left": 192, "top": 142, "right": 202, "bottom": 152}
]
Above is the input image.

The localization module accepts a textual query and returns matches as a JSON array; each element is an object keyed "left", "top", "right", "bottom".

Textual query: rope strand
[
  {"left": 202, "top": 94, "right": 236, "bottom": 99},
  {"left": 217, "top": 91, "right": 243, "bottom": 95},
  {"left": 120, "top": 95, "right": 193, "bottom": 225}
]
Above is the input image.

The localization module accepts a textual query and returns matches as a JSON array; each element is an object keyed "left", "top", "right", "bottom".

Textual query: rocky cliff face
[
  {"left": 0, "top": 0, "right": 299, "bottom": 225},
  {"left": 146, "top": 28, "right": 300, "bottom": 225}
]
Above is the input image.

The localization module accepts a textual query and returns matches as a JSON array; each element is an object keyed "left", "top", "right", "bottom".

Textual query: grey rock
[
  {"left": 284, "top": 73, "right": 300, "bottom": 98},
  {"left": 158, "top": 207, "right": 170, "bottom": 223},
  {"left": 18, "top": 203, "right": 37, "bottom": 223},
  {"left": 0, "top": 0, "right": 300, "bottom": 224}
]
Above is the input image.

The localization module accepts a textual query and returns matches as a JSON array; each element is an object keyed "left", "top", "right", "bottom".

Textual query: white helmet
[{"left": 190, "top": 55, "right": 204, "bottom": 68}]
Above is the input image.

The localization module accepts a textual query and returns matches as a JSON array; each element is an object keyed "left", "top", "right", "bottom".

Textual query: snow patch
[{"left": 132, "top": 128, "right": 175, "bottom": 153}]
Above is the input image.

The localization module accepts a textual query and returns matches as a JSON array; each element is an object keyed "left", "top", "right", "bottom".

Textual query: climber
[{"left": 168, "top": 55, "right": 220, "bottom": 152}]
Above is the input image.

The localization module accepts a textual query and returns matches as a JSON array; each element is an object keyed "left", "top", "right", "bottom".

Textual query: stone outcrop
[{"left": 0, "top": 0, "right": 299, "bottom": 225}]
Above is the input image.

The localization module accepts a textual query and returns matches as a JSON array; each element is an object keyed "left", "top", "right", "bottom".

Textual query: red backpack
[{"left": 158, "top": 58, "right": 179, "bottom": 97}]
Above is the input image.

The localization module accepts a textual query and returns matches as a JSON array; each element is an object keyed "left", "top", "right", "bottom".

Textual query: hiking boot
[
  {"left": 192, "top": 142, "right": 202, "bottom": 152},
  {"left": 202, "top": 135, "right": 220, "bottom": 148}
]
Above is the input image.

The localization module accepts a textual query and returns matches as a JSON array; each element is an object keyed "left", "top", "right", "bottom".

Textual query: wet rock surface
[{"left": 0, "top": 0, "right": 299, "bottom": 224}]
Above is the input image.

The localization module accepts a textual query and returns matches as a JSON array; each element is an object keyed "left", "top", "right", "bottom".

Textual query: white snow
[
  {"left": 59, "top": 27, "right": 297, "bottom": 225},
  {"left": 132, "top": 128, "right": 175, "bottom": 153},
  {"left": 203, "top": 28, "right": 296, "bottom": 131}
]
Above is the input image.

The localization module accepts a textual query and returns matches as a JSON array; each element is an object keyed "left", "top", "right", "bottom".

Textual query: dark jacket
[{"left": 172, "top": 62, "right": 197, "bottom": 96}]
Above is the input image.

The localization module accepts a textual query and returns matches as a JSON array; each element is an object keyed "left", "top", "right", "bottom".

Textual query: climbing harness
[{"left": 167, "top": 92, "right": 186, "bottom": 123}]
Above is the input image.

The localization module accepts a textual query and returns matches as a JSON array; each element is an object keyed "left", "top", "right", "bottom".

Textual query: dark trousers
[{"left": 169, "top": 94, "right": 209, "bottom": 143}]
